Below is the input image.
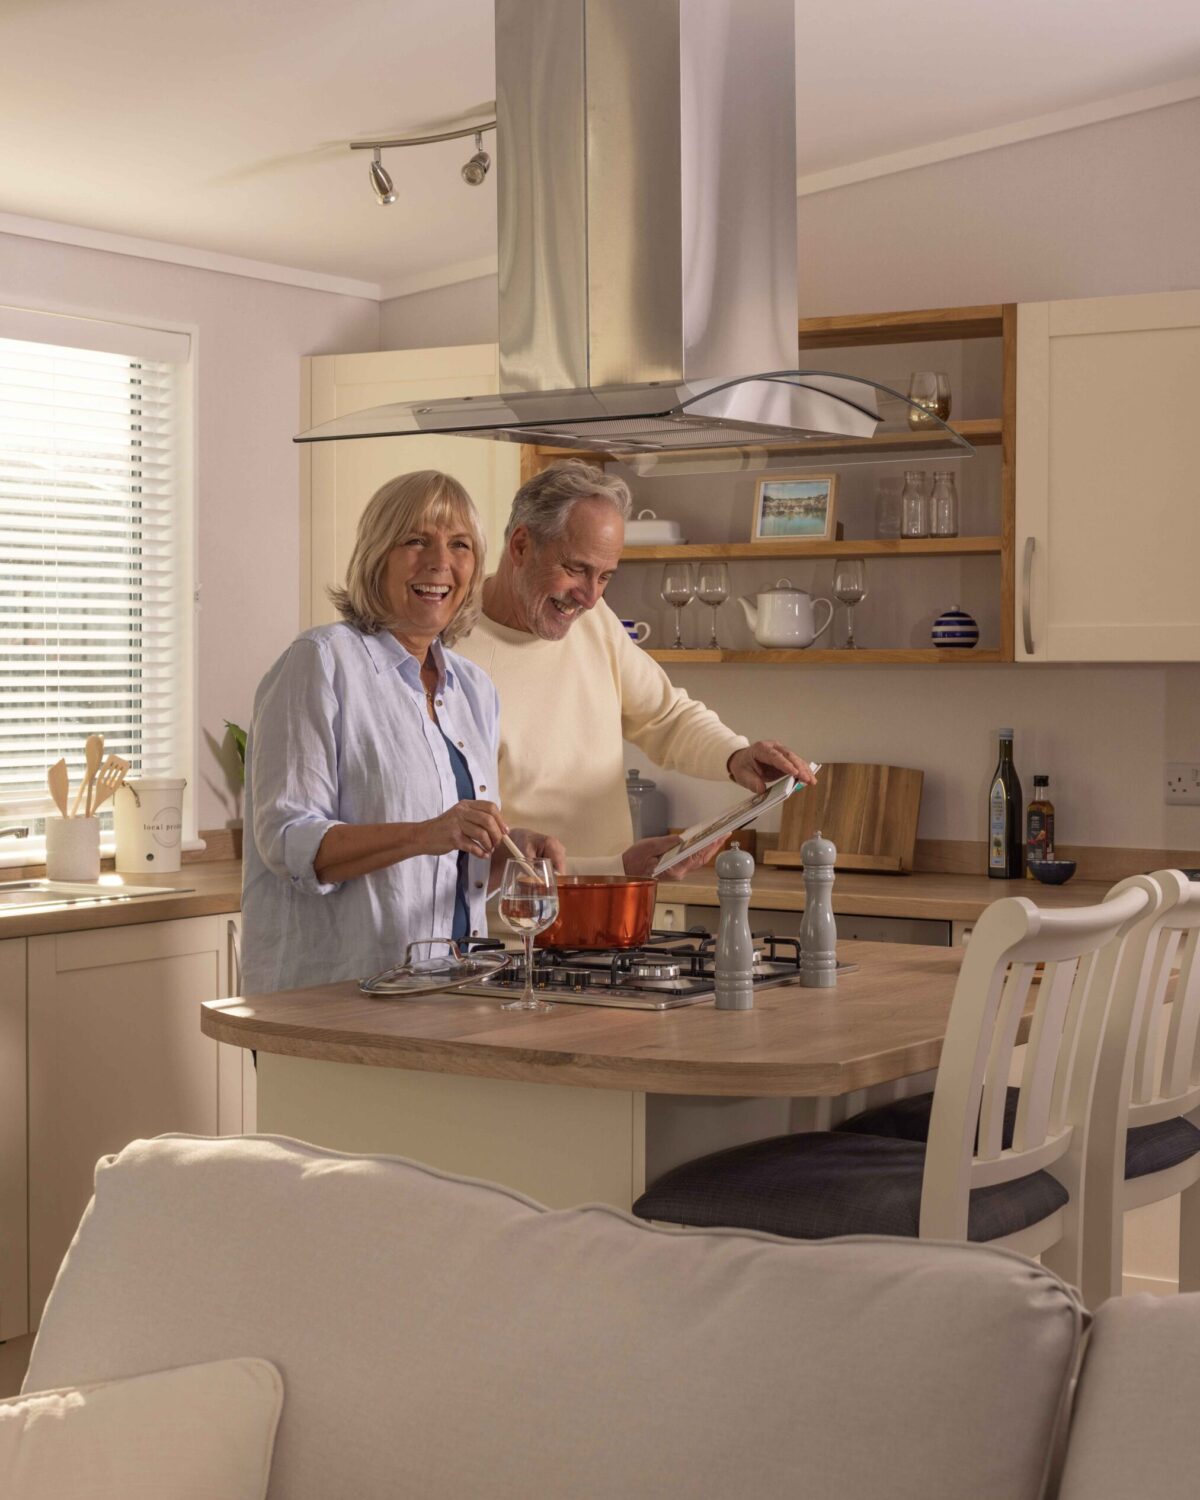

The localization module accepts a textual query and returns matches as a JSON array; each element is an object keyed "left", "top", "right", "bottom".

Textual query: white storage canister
[{"left": 113, "top": 778, "right": 187, "bottom": 873}]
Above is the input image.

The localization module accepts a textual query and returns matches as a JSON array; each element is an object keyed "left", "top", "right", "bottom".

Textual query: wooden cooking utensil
[
  {"left": 762, "top": 762, "right": 924, "bottom": 875},
  {"left": 47, "top": 759, "right": 71, "bottom": 819},
  {"left": 72, "top": 733, "right": 104, "bottom": 817},
  {"left": 88, "top": 755, "right": 130, "bottom": 815},
  {"left": 501, "top": 833, "right": 545, "bottom": 885}
]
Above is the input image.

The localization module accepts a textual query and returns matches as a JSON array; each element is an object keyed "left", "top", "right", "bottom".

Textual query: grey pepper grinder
[
  {"left": 714, "top": 841, "right": 756, "bottom": 1010},
  {"left": 799, "top": 829, "right": 838, "bottom": 988}
]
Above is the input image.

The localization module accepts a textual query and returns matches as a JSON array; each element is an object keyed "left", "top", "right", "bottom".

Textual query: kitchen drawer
[{"left": 682, "top": 905, "right": 952, "bottom": 947}]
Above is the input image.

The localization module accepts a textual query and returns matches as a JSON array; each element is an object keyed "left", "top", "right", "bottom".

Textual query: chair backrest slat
[
  {"left": 1164, "top": 927, "right": 1200, "bottom": 1100},
  {"left": 979, "top": 963, "right": 1037, "bottom": 1159},
  {"left": 1015, "top": 956, "right": 1086, "bottom": 1154},
  {"left": 1133, "top": 928, "right": 1183, "bottom": 1104}
]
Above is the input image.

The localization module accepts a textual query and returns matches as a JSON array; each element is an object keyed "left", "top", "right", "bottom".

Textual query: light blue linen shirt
[{"left": 241, "top": 622, "right": 500, "bottom": 994}]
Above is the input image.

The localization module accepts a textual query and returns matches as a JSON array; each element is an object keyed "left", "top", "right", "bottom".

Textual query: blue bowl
[{"left": 1028, "top": 859, "right": 1077, "bottom": 886}]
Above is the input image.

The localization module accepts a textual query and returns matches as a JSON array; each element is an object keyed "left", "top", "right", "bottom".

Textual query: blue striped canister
[{"left": 931, "top": 605, "right": 979, "bottom": 649}]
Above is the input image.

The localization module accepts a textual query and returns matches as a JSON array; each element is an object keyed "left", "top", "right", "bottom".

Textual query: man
[{"left": 458, "top": 460, "right": 815, "bottom": 876}]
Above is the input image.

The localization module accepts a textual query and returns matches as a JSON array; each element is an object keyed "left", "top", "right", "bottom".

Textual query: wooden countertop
[
  {"left": 0, "top": 860, "right": 242, "bottom": 939},
  {"left": 203, "top": 939, "right": 987, "bottom": 1098},
  {"left": 669, "top": 867, "right": 1112, "bottom": 921}
]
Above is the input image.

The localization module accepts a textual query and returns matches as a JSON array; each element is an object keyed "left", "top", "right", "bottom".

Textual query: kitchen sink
[{"left": 0, "top": 879, "right": 191, "bottom": 911}]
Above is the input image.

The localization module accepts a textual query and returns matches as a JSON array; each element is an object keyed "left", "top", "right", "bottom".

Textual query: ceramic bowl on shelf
[
  {"left": 1028, "top": 859, "right": 1077, "bottom": 886},
  {"left": 931, "top": 605, "right": 979, "bottom": 649}
]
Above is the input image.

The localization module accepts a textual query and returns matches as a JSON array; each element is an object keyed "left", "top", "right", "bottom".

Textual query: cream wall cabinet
[
  {"left": 1016, "top": 290, "right": 1200, "bottom": 662},
  {"left": 26, "top": 914, "right": 245, "bottom": 1322},
  {"left": 0, "top": 939, "right": 27, "bottom": 1340},
  {"left": 300, "top": 345, "right": 522, "bottom": 628}
]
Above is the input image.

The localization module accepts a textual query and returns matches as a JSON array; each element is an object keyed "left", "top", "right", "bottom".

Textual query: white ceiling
[{"left": 1, "top": 0, "right": 1198, "bottom": 296}]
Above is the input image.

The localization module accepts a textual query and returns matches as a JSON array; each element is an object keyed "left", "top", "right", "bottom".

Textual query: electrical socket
[{"left": 1165, "top": 763, "right": 1200, "bottom": 806}]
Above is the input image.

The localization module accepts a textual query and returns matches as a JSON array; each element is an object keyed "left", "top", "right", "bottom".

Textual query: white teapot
[{"left": 738, "top": 578, "right": 834, "bottom": 649}]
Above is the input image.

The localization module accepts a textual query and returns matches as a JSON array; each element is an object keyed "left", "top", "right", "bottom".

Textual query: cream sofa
[{"left": 22, "top": 1134, "right": 1200, "bottom": 1500}]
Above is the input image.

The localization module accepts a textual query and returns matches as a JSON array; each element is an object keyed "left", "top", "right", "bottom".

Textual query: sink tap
[{"left": 0, "top": 826, "right": 30, "bottom": 840}]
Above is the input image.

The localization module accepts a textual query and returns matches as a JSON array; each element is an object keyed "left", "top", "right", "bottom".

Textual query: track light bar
[{"left": 351, "top": 118, "right": 496, "bottom": 206}]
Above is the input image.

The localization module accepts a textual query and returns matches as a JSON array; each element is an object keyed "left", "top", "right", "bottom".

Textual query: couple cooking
[{"left": 241, "top": 460, "right": 815, "bottom": 994}]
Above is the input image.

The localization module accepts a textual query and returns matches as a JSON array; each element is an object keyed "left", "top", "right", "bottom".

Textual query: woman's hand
[{"left": 420, "top": 799, "right": 509, "bottom": 858}]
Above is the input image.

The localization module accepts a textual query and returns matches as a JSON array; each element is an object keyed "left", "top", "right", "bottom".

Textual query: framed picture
[{"left": 751, "top": 473, "right": 838, "bottom": 544}]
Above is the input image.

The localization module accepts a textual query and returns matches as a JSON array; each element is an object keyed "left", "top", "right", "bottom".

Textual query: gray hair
[
  {"left": 328, "top": 470, "right": 486, "bottom": 647},
  {"left": 504, "top": 459, "right": 632, "bottom": 544}
]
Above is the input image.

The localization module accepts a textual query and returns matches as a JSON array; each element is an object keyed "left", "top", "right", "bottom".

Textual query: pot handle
[{"left": 811, "top": 597, "right": 834, "bottom": 641}]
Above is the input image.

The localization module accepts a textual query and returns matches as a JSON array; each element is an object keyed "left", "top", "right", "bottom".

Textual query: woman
[{"left": 241, "top": 470, "right": 564, "bottom": 994}]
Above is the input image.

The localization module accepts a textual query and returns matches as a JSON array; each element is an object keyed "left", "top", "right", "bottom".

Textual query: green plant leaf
[{"left": 223, "top": 720, "right": 248, "bottom": 784}]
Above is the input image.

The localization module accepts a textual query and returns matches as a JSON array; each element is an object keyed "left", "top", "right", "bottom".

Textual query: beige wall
[
  {"left": 0, "top": 231, "right": 380, "bottom": 835},
  {"left": 380, "top": 98, "right": 1200, "bottom": 855}
]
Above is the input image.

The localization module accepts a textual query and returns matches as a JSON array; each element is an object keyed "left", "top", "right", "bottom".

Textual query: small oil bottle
[{"left": 1025, "top": 775, "right": 1056, "bottom": 875}]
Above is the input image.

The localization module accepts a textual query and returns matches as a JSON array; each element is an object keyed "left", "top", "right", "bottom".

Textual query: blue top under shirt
[{"left": 438, "top": 727, "right": 475, "bottom": 941}]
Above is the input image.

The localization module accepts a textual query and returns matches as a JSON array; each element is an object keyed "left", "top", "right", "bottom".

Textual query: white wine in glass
[
  {"left": 694, "top": 561, "right": 730, "bottom": 649},
  {"left": 832, "top": 559, "right": 868, "bottom": 650},
  {"left": 497, "top": 859, "right": 559, "bottom": 1012},
  {"left": 660, "top": 562, "right": 694, "bottom": 650}
]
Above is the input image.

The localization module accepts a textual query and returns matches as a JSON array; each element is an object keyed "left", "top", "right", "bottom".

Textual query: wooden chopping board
[{"left": 763, "top": 762, "right": 924, "bottom": 875}]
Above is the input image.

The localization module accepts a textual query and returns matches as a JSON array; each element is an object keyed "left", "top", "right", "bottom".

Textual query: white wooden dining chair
[
  {"left": 632, "top": 882, "right": 1157, "bottom": 1258},
  {"left": 1071, "top": 870, "right": 1200, "bottom": 1306}
]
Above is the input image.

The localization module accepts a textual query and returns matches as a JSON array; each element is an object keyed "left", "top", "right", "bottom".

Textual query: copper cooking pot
[{"left": 536, "top": 875, "right": 658, "bottom": 950}]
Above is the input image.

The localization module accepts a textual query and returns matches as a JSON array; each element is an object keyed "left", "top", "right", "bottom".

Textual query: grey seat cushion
[
  {"left": 25, "top": 1134, "right": 1087, "bottom": 1500},
  {"left": 632, "top": 1130, "right": 1068, "bottom": 1241},
  {"left": 838, "top": 1088, "right": 1200, "bottom": 1181}
]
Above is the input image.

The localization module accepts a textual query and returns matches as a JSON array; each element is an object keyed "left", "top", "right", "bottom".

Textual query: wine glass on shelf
[
  {"left": 497, "top": 859, "right": 559, "bottom": 1013},
  {"left": 660, "top": 562, "right": 694, "bottom": 650},
  {"left": 832, "top": 559, "right": 868, "bottom": 651},
  {"left": 694, "top": 561, "right": 730, "bottom": 649}
]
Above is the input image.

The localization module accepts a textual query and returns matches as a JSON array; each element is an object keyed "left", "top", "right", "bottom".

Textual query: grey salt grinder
[
  {"left": 799, "top": 830, "right": 838, "bottom": 988},
  {"left": 714, "top": 841, "right": 756, "bottom": 1010}
]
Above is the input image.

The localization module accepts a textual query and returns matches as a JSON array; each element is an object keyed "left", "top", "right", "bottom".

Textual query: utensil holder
[{"left": 45, "top": 817, "right": 100, "bottom": 882}]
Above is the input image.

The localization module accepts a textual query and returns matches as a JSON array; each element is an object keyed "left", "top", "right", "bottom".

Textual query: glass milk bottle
[
  {"left": 930, "top": 471, "right": 960, "bottom": 537},
  {"left": 900, "top": 470, "right": 928, "bottom": 538}
]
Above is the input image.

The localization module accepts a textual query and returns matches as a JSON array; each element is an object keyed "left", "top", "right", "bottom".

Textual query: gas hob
[{"left": 460, "top": 930, "right": 853, "bottom": 1010}]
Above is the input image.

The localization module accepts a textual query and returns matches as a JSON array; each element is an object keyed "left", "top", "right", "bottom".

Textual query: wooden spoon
[
  {"left": 89, "top": 755, "right": 130, "bottom": 816},
  {"left": 47, "top": 759, "right": 70, "bottom": 819},
  {"left": 72, "top": 734, "right": 104, "bottom": 817}
]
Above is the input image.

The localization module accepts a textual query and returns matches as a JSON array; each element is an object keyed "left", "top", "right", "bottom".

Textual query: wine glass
[
  {"left": 497, "top": 859, "right": 559, "bottom": 1012},
  {"left": 832, "top": 559, "right": 867, "bottom": 650},
  {"left": 694, "top": 561, "right": 730, "bottom": 649},
  {"left": 906, "top": 371, "right": 951, "bottom": 430},
  {"left": 660, "top": 562, "right": 694, "bottom": 649}
]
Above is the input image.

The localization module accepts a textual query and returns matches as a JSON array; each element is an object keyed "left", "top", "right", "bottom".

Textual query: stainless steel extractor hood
[{"left": 297, "top": 0, "right": 971, "bottom": 462}]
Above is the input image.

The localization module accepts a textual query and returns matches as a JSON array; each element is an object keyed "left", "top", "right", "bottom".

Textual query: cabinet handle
[
  {"left": 1022, "top": 536, "right": 1036, "bottom": 655},
  {"left": 227, "top": 918, "right": 242, "bottom": 995}
]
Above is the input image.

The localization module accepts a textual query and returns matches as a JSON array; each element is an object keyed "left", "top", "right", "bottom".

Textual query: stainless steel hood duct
[{"left": 297, "top": 0, "right": 970, "bottom": 462}]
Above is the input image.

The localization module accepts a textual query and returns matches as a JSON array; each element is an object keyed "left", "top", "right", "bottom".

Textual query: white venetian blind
[{"left": 0, "top": 314, "right": 191, "bottom": 841}]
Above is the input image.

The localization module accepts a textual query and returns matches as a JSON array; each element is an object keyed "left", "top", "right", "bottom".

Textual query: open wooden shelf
[
  {"left": 530, "top": 417, "right": 1001, "bottom": 468},
  {"left": 622, "top": 535, "right": 1002, "bottom": 562},
  {"left": 796, "top": 305, "right": 1005, "bottom": 349},
  {"left": 646, "top": 648, "right": 1004, "bottom": 666}
]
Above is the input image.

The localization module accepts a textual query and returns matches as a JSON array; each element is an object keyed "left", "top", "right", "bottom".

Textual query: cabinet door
[
  {"left": 0, "top": 939, "right": 27, "bottom": 1340},
  {"left": 27, "top": 915, "right": 233, "bottom": 1320},
  {"left": 1016, "top": 291, "right": 1200, "bottom": 661},
  {"left": 301, "top": 346, "right": 523, "bottom": 628},
  {"left": 221, "top": 912, "right": 256, "bottom": 1132}
]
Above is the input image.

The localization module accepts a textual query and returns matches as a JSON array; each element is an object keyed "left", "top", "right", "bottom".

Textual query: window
[{"left": 0, "top": 310, "right": 193, "bottom": 861}]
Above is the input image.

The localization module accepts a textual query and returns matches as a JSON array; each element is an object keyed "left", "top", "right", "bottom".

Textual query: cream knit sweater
[{"left": 456, "top": 600, "right": 748, "bottom": 867}]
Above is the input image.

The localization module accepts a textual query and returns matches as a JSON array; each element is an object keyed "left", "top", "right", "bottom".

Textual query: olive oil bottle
[{"left": 987, "top": 729, "right": 1024, "bottom": 879}]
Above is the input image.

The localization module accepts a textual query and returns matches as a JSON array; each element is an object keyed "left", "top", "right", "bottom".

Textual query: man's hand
[
  {"left": 496, "top": 826, "right": 568, "bottom": 877},
  {"left": 622, "top": 833, "right": 729, "bottom": 881},
  {"left": 727, "top": 741, "right": 816, "bottom": 796}
]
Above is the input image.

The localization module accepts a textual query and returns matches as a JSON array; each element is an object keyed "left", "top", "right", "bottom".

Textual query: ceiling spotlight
[
  {"left": 369, "top": 147, "right": 396, "bottom": 206},
  {"left": 461, "top": 133, "right": 491, "bottom": 187}
]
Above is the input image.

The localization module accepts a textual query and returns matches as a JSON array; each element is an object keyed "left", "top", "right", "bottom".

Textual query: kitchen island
[{"left": 203, "top": 939, "right": 985, "bottom": 1211}]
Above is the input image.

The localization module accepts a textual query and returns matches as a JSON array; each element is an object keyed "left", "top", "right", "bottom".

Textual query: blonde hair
[
  {"left": 504, "top": 459, "right": 632, "bottom": 543},
  {"left": 329, "top": 470, "right": 485, "bottom": 647}
]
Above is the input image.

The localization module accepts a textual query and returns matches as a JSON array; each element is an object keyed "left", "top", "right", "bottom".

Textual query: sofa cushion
[
  {"left": 632, "top": 1130, "right": 1069, "bottom": 1240},
  {"left": 1058, "top": 1293, "right": 1200, "bottom": 1500},
  {"left": 1, "top": 1357, "right": 281, "bottom": 1499},
  {"left": 838, "top": 1087, "right": 1200, "bottom": 1180},
  {"left": 26, "top": 1134, "right": 1086, "bottom": 1500}
]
